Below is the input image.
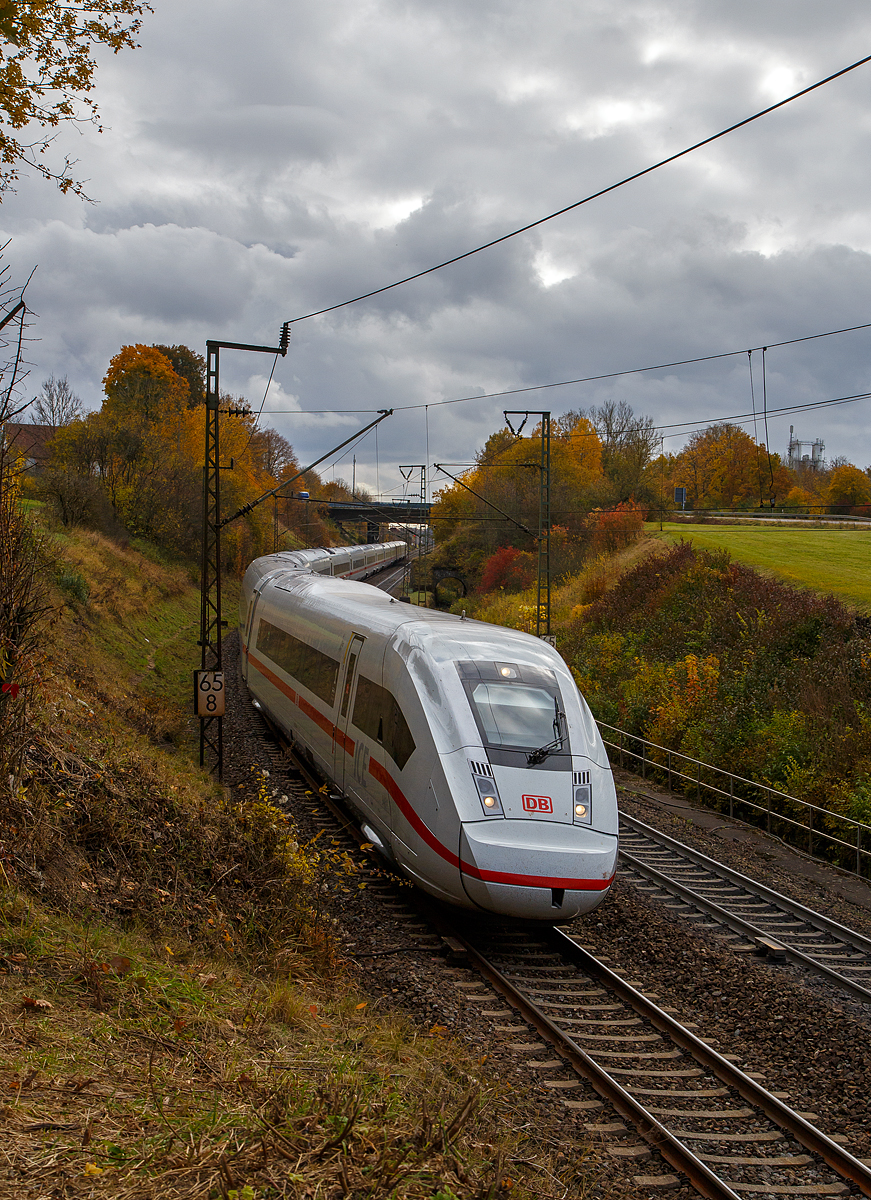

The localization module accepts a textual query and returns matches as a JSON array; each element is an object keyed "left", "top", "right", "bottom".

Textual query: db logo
[{"left": 522, "top": 794, "right": 553, "bottom": 814}]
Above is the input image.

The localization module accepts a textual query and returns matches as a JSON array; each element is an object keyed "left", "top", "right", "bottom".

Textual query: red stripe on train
[
  {"left": 250, "top": 656, "right": 611, "bottom": 892},
  {"left": 368, "top": 759, "right": 612, "bottom": 891},
  {"left": 248, "top": 653, "right": 354, "bottom": 755}
]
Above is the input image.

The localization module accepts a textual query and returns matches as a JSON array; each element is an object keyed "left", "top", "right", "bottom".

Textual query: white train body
[{"left": 240, "top": 542, "right": 618, "bottom": 920}]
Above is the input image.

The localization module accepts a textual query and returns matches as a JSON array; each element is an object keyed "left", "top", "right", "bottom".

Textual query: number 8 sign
[{"left": 194, "top": 670, "right": 225, "bottom": 717}]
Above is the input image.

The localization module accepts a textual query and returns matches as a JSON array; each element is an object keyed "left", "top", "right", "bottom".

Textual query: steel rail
[
  {"left": 621, "top": 812, "right": 871, "bottom": 954},
  {"left": 254, "top": 708, "right": 871, "bottom": 1197},
  {"left": 414, "top": 899, "right": 742, "bottom": 1200},
  {"left": 621, "top": 846, "right": 871, "bottom": 1007},
  {"left": 619, "top": 815, "right": 871, "bottom": 1005},
  {"left": 543, "top": 927, "right": 871, "bottom": 1196}
]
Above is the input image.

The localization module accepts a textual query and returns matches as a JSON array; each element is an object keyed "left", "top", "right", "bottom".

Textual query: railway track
[
  {"left": 618, "top": 812, "right": 871, "bottom": 1006},
  {"left": 450, "top": 921, "right": 871, "bottom": 1198},
  {"left": 226, "top": 625, "right": 871, "bottom": 1198},
  {"left": 244, "top": 714, "right": 871, "bottom": 1197}
]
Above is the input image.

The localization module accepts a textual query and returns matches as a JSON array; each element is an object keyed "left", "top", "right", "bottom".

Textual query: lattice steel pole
[
  {"left": 504, "top": 410, "right": 552, "bottom": 641},
  {"left": 197, "top": 327, "right": 289, "bottom": 777},
  {"left": 198, "top": 342, "right": 223, "bottom": 771}
]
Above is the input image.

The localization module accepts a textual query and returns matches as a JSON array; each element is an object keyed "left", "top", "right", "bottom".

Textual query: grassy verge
[
  {"left": 464, "top": 539, "right": 657, "bottom": 630},
  {"left": 652, "top": 522, "right": 871, "bottom": 609},
  {"left": 45, "top": 527, "right": 218, "bottom": 748},
  {"left": 1, "top": 888, "right": 553, "bottom": 1199}
]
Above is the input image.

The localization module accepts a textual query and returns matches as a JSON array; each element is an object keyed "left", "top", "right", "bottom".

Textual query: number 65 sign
[{"left": 194, "top": 670, "right": 225, "bottom": 717}]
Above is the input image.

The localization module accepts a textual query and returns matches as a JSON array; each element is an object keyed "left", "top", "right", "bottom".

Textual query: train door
[
  {"left": 334, "top": 633, "right": 365, "bottom": 790},
  {"left": 241, "top": 588, "right": 265, "bottom": 683}
]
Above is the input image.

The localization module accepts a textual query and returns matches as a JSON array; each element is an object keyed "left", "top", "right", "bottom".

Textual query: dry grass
[
  {"left": 0, "top": 526, "right": 607, "bottom": 1199},
  {"left": 0, "top": 892, "right": 576, "bottom": 1199},
  {"left": 467, "top": 537, "right": 659, "bottom": 633}
]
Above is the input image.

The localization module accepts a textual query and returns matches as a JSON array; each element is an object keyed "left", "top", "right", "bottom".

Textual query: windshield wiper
[{"left": 527, "top": 704, "right": 566, "bottom": 765}]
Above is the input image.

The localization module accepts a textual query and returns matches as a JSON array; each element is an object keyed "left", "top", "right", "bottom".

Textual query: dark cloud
[{"left": 3, "top": 0, "right": 871, "bottom": 493}]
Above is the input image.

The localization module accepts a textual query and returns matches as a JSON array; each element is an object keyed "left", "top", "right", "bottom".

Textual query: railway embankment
[
  {"left": 0, "top": 527, "right": 574, "bottom": 1199},
  {"left": 471, "top": 537, "right": 871, "bottom": 863}
]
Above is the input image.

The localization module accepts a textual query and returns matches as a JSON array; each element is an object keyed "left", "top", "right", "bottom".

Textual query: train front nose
[{"left": 458, "top": 819, "right": 617, "bottom": 920}]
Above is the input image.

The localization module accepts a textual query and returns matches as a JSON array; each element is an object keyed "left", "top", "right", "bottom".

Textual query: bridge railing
[{"left": 597, "top": 720, "right": 871, "bottom": 879}]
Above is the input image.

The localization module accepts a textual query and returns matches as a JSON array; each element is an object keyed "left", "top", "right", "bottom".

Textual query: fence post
[
  {"left": 858, "top": 825, "right": 862, "bottom": 877},
  {"left": 697, "top": 759, "right": 701, "bottom": 801},
  {"left": 729, "top": 774, "right": 734, "bottom": 820},
  {"left": 668, "top": 749, "right": 672, "bottom": 791},
  {"left": 767, "top": 787, "right": 771, "bottom": 835},
  {"left": 642, "top": 740, "right": 647, "bottom": 780},
  {"left": 807, "top": 808, "right": 813, "bottom": 856}
]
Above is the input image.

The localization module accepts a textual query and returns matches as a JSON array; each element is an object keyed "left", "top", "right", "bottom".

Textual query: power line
[
  {"left": 286, "top": 52, "right": 871, "bottom": 325},
  {"left": 655, "top": 388, "right": 871, "bottom": 437},
  {"left": 263, "top": 316, "right": 871, "bottom": 416}
]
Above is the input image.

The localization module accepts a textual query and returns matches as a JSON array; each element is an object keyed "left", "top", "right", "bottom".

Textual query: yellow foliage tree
[
  {"left": 103, "top": 345, "right": 190, "bottom": 421},
  {"left": 0, "top": 1, "right": 149, "bottom": 197},
  {"left": 673, "top": 423, "right": 791, "bottom": 509},
  {"left": 826, "top": 464, "right": 871, "bottom": 511},
  {"left": 431, "top": 418, "right": 605, "bottom": 552}
]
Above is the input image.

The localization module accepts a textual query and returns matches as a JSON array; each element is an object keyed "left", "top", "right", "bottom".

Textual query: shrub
[
  {"left": 478, "top": 546, "right": 536, "bottom": 593},
  {"left": 586, "top": 500, "right": 646, "bottom": 555},
  {"left": 573, "top": 542, "right": 871, "bottom": 811}
]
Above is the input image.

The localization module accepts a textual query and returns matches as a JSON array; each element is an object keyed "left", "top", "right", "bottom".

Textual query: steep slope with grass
[
  {"left": 0, "top": 526, "right": 576, "bottom": 1199},
  {"left": 472, "top": 536, "right": 871, "bottom": 822}
]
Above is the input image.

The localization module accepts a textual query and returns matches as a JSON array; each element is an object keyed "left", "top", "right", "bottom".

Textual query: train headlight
[
  {"left": 573, "top": 784, "right": 592, "bottom": 824},
  {"left": 473, "top": 775, "right": 504, "bottom": 817}
]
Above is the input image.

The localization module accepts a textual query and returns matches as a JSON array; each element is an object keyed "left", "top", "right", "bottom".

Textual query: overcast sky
[{"left": 3, "top": 1, "right": 871, "bottom": 498}]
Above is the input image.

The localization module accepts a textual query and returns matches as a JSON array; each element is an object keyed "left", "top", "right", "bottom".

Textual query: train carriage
[{"left": 240, "top": 542, "right": 618, "bottom": 920}]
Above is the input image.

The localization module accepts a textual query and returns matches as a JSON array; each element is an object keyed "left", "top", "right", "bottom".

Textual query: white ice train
[{"left": 239, "top": 541, "right": 618, "bottom": 920}]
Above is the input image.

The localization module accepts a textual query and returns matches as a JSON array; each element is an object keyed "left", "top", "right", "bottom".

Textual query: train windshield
[{"left": 468, "top": 682, "right": 558, "bottom": 750}]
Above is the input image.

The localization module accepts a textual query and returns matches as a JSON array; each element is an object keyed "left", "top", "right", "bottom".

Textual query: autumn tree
[
  {"left": 152, "top": 344, "right": 206, "bottom": 407},
  {"left": 564, "top": 400, "right": 659, "bottom": 503},
  {"left": 103, "top": 344, "right": 190, "bottom": 420},
  {"left": 45, "top": 339, "right": 347, "bottom": 564},
  {"left": 478, "top": 546, "right": 536, "bottom": 593},
  {"left": 251, "top": 427, "right": 296, "bottom": 479},
  {"left": 826, "top": 463, "right": 871, "bottom": 511},
  {"left": 0, "top": 1, "right": 150, "bottom": 197},
  {"left": 430, "top": 418, "right": 605, "bottom": 584},
  {"left": 783, "top": 484, "right": 822, "bottom": 512},
  {"left": 673, "top": 423, "right": 791, "bottom": 509}
]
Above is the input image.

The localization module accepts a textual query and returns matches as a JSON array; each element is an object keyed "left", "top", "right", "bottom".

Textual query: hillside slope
[{"left": 1, "top": 526, "right": 575, "bottom": 1199}]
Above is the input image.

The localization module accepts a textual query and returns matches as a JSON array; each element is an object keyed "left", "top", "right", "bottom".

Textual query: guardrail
[{"left": 597, "top": 720, "right": 871, "bottom": 880}]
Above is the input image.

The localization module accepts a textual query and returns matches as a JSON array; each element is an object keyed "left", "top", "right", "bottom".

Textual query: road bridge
[{"left": 322, "top": 498, "right": 432, "bottom": 542}]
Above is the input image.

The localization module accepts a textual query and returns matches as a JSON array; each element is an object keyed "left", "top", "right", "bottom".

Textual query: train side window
[
  {"left": 256, "top": 619, "right": 340, "bottom": 706},
  {"left": 352, "top": 675, "right": 416, "bottom": 770},
  {"left": 340, "top": 635, "right": 365, "bottom": 719}
]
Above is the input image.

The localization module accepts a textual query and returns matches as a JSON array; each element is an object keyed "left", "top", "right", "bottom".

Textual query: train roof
[{"left": 266, "top": 567, "right": 568, "bottom": 674}]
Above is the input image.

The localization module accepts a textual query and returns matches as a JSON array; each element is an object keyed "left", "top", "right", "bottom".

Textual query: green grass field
[{"left": 651, "top": 523, "right": 871, "bottom": 609}]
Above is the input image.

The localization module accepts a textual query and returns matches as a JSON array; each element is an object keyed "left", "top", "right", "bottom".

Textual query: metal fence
[{"left": 597, "top": 720, "right": 871, "bottom": 879}]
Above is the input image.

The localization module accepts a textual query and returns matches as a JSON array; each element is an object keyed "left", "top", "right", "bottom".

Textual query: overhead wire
[
  {"left": 762, "top": 346, "right": 775, "bottom": 498},
  {"left": 261, "top": 316, "right": 871, "bottom": 416},
  {"left": 285, "top": 52, "right": 871, "bottom": 326}
]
